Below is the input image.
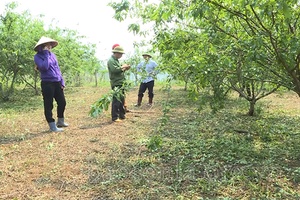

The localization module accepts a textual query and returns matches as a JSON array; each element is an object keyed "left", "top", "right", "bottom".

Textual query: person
[
  {"left": 135, "top": 53, "right": 158, "bottom": 107},
  {"left": 111, "top": 44, "right": 130, "bottom": 113},
  {"left": 33, "top": 36, "right": 68, "bottom": 132},
  {"left": 107, "top": 45, "right": 131, "bottom": 122}
]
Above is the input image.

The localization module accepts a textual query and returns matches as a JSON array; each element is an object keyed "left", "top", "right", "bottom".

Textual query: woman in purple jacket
[{"left": 34, "top": 36, "right": 68, "bottom": 132}]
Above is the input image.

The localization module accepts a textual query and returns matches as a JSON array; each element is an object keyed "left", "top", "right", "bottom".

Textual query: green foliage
[
  {"left": 89, "top": 81, "right": 132, "bottom": 118},
  {"left": 89, "top": 90, "right": 113, "bottom": 118},
  {"left": 109, "top": 0, "right": 300, "bottom": 116},
  {"left": 0, "top": 4, "right": 41, "bottom": 101},
  {"left": 146, "top": 135, "right": 163, "bottom": 151},
  {"left": 0, "top": 2, "right": 101, "bottom": 101}
]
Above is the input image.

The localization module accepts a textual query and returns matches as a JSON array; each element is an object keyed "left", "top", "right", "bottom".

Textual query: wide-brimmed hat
[
  {"left": 34, "top": 36, "right": 58, "bottom": 51},
  {"left": 112, "top": 46, "right": 125, "bottom": 54},
  {"left": 142, "top": 53, "right": 152, "bottom": 58}
]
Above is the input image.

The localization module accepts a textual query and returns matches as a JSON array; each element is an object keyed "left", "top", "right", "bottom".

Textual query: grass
[{"left": 1, "top": 83, "right": 300, "bottom": 199}]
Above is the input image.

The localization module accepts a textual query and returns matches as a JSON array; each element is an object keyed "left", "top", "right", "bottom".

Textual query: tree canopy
[
  {"left": 109, "top": 0, "right": 300, "bottom": 115},
  {"left": 0, "top": 2, "right": 101, "bottom": 100}
]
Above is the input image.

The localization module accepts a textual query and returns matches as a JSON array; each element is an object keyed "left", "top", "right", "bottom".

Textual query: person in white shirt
[{"left": 135, "top": 53, "right": 158, "bottom": 107}]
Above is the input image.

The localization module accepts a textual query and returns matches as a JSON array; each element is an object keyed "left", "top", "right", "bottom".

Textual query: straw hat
[
  {"left": 142, "top": 53, "right": 152, "bottom": 58},
  {"left": 112, "top": 46, "right": 125, "bottom": 54},
  {"left": 34, "top": 36, "right": 58, "bottom": 51}
]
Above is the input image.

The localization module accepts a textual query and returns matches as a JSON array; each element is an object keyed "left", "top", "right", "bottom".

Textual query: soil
[{"left": 0, "top": 86, "right": 164, "bottom": 199}]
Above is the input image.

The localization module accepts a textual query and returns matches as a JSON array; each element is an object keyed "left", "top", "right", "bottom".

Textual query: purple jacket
[{"left": 34, "top": 50, "right": 65, "bottom": 87}]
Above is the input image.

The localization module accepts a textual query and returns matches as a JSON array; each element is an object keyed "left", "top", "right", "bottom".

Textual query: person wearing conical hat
[
  {"left": 107, "top": 45, "right": 131, "bottom": 122},
  {"left": 135, "top": 52, "right": 158, "bottom": 107},
  {"left": 33, "top": 36, "right": 68, "bottom": 132}
]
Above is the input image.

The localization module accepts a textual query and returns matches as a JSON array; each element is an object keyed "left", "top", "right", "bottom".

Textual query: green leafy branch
[{"left": 89, "top": 81, "right": 132, "bottom": 118}]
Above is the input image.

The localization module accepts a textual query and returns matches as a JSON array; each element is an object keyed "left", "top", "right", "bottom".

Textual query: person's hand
[{"left": 121, "top": 64, "right": 130, "bottom": 71}]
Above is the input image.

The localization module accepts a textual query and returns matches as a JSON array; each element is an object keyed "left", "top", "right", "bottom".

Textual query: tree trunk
[
  {"left": 94, "top": 71, "right": 98, "bottom": 87},
  {"left": 248, "top": 100, "right": 256, "bottom": 116}
]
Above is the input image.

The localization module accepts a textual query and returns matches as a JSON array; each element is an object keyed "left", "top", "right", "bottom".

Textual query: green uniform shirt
[{"left": 107, "top": 55, "right": 125, "bottom": 88}]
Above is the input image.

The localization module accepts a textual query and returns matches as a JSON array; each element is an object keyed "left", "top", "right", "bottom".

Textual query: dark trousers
[
  {"left": 41, "top": 81, "right": 66, "bottom": 123},
  {"left": 111, "top": 85, "right": 125, "bottom": 121},
  {"left": 138, "top": 80, "right": 154, "bottom": 98}
]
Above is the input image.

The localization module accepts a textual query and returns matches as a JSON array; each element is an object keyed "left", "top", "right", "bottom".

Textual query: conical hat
[{"left": 34, "top": 36, "right": 58, "bottom": 51}]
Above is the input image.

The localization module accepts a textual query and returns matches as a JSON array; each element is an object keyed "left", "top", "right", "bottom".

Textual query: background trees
[
  {"left": 0, "top": 2, "right": 100, "bottom": 101},
  {"left": 109, "top": 0, "right": 300, "bottom": 115},
  {"left": 2, "top": 0, "right": 300, "bottom": 116}
]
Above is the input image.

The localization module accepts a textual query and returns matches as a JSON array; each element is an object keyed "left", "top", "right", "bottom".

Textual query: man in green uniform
[{"left": 107, "top": 45, "right": 130, "bottom": 122}]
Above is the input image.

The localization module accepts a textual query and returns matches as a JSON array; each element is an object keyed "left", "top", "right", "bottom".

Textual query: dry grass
[{"left": 0, "top": 85, "right": 165, "bottom": 199}]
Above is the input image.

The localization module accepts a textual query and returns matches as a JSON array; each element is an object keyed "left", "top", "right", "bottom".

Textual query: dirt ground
[{"left": 0, "top": 86, "right": 164, "bottom": 199}]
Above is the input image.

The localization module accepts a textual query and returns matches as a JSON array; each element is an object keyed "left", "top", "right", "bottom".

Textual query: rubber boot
[
  {"left": 56, "top": 118, "right": 69, "bottom": 127},
  {"left": 134, "top": 96, "right": 143, "bottom": 107},
  {"left": 147, "top": 97, "right": 153, "bottom": 106},
  {"left": 49, "top": 122, "right": 63, "bottom": 132}
]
